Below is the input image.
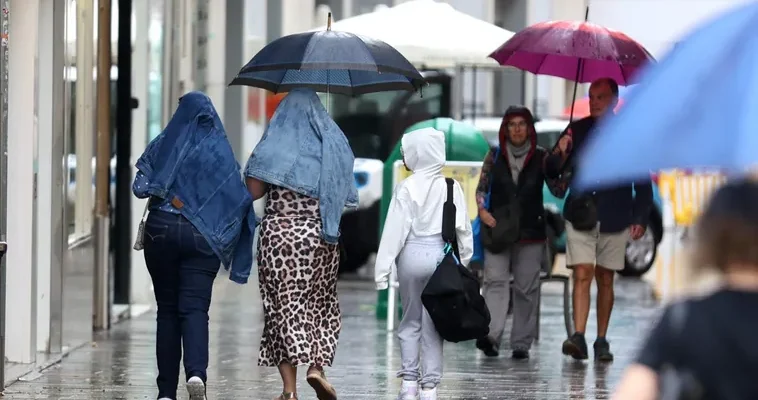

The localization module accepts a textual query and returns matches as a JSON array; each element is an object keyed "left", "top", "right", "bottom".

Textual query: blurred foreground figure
[{"left": 613, "top": 178, "right": 758, "bottom": 400}]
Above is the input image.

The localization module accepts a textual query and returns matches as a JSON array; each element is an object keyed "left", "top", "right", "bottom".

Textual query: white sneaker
[
  {"left": 420, "top": 387, "right": 438, "bottom": 400},
  {"left": 398, "top": 379, "right": 419, "bottom": 400},
  {"left": 158, "top": 398, "right": 172, "bottom": 400},
  {"left": 186, "top": 376, "right": 207, "bottom": 400}
]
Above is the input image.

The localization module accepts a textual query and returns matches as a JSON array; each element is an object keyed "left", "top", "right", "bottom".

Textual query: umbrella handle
[{"left": 567, "top": 6, "right": 590, "bottom": 125}]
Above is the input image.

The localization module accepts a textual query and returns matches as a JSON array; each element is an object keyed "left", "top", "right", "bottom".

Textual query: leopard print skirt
[{"left": 257, "top": 185, "right": 342, "bottom": 367}]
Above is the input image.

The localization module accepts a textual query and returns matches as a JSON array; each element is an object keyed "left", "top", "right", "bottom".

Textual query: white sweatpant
[{"left": 396, "top": 234, "right": 444, "bottom": 388}]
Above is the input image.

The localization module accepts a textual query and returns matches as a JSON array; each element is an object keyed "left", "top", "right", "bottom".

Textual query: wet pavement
[{"left": 5, "top": 275, "right": 660, "bottom": 399}]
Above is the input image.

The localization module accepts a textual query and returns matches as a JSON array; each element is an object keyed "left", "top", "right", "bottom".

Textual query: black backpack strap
[{"left": 442, "top": 178, "right": 461, "bottom": 261}]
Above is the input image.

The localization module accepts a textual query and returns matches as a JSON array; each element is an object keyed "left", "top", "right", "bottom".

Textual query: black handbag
[
  {"left": 481, "top": 202, "right": 520, "bottom": 253},
  {"left": 563, "top": 193, "right": 598, "bottom": 231},
  {"left": 421, "top": 178, "right": 491, "bottom": 343}
]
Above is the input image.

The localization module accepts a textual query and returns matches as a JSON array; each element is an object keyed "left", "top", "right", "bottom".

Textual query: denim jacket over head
[
  {"left": 244, "top": 88, "right": 358, "bottom": 244},
  {"left": 133, "top": 91, "right": 255, "bottom": 284}
]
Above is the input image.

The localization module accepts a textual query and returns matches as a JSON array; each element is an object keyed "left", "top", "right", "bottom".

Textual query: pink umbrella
[{"left": 488, "top": 20, "right": 654, "bottom": 85}]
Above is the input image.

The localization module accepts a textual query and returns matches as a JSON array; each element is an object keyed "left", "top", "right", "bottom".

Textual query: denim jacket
[
  {"left": 244, "top": 88, "right": 358, "bottom": 244},
  {"left": 133, "top": 91, "right": 255, "bottom": 284}
]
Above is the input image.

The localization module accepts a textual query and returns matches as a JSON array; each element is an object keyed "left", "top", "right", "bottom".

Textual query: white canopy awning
[{"left": 310, "top": 0, "right": 514, "bottom": 68}]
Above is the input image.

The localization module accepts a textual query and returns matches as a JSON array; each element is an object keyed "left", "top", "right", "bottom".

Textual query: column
[
  {"left": 224, "top": 0, "right": 245, "bottom": 164},
  {"left": 7, "top": 0, "right": 40, "bottom": 364},
  {"left": 35, "top": 0, "right": 66, "bottom": 354},
  {"left": 527, "top": 0, "right": 553, "bottom": 117},
  {"left": 130, "top": 0, "right": 151, "bottom": 306},
  {"left": 206, "top": 0, "right": 225, "bottom": 118},
  {"left": 267, "top": 0, "right": 316, "bottom": 41},
  {"left": 74, "top": 0, "right": 95, "bottom": 240},
  {"left": 547, "top": 0, "right": 586, "bottom": 116},
  {"left": 0, "top": 0, "right": 9, "bottom": 386},
  {"left": 341, "top": 0, "right": 352, "bottom": 18},
  {"left": 176, "top": 0, "right": 197, "bottom": 94},
  {"left": 281, "top": 0, "right": 316, "bottom": 35},
  {"left": 161, "top": 0, "right": 180, "bottom": 123}
]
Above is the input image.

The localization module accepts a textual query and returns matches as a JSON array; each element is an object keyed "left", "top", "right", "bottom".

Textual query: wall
[
  {"left": 495, "top": 0, "right": 527, "bottom": 113},
  {"left": 536, "top": 0, "right": 752, "bottom": 117},
  {"left": 589, "top": 0, "right": 753, "bottom": 60}
]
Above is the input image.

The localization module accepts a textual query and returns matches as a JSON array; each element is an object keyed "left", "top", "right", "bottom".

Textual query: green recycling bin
[{"left": 376, "top": 118, "right": 491, "bottom": 320}]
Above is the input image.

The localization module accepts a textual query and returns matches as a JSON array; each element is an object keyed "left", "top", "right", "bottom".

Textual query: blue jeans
[{"left": 143, "top": 210, "right": 220, "bottom": 399}]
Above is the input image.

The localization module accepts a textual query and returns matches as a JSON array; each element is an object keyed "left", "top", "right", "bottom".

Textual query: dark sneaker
[
  {"left": 562, "top": 333, "right": 589, "bottom": 360},
  {"left": 476, "top": 338, "right": 499, "bottom": 357},
  {"left": 511, "top": 348, "right": 529, "bottom": 359},
  {"left": 593, "top": 338, "right": 614, "bottom": 362}
]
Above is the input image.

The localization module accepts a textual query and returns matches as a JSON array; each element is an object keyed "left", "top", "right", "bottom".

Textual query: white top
[{"left": 374, "top": 127, "right": 474, "bottom": 290}]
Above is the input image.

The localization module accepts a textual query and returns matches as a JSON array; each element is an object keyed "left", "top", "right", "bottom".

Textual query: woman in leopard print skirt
[
  {"left": 243, "top": 88, "right": 358, "bottom": 400},
  {"left": 256, "top": 184, "right": 341, "bottom": 397}
]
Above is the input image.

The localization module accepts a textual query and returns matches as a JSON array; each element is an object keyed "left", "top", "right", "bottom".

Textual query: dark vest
[{"left": 489, "top": 146, "right": 547, "bottom": 242}]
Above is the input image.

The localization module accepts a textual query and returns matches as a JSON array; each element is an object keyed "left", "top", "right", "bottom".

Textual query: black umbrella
[{"left": 229, "top": 14, "right": 425, "bottom": 96}]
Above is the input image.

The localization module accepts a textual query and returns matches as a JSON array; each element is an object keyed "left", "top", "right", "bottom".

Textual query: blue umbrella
[
  {"left": 229, "top": 15, "right": 424, "bottom": 96},
  {"left": 575, "top": 2, "right": 758, "bottom": 189}
]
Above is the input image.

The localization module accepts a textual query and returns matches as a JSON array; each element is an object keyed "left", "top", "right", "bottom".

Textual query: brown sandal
[
  {"left": 275, "top": 392, "right": 297, "bottom": 400},
  {"left": 306, "top": 369, "right": 337, "bottom": 400}
]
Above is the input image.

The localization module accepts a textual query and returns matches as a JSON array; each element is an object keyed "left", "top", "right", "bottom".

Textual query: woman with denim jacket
[
  {"left": 244, "top": 88, "right": 358, "bottom": 400},
  {"left": 133, "top": 92, "right": 255, "bottom": 400}
]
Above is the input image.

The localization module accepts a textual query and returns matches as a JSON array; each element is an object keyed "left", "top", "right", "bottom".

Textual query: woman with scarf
[
  {"left": 375, "top": 127, "right": 474, "bottom": 400},
  {"left": 474, "top": 106, "right": 548, "bottom": 360},
  {"left": 243, "top": 88, "right": 358, "bottom": 400}
]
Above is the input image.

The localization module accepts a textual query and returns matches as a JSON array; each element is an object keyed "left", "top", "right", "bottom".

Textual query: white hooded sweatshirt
[{"left": 374, "top": 127, "right": 474, "bottom": 290}]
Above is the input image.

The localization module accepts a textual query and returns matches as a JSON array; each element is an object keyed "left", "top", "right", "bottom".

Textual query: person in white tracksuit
[{"left": 375, "top": 127, "right": 474, "bottom": 400}]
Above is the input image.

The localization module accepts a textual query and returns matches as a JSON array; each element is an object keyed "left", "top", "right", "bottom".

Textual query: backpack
[{"left": 421, "top": 178, "right": 491, "bottom": 343}]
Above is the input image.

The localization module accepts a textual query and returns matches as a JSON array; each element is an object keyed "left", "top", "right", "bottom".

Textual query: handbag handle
[{"left": 442, "top": 178, "right": 461, "bottom": 261}]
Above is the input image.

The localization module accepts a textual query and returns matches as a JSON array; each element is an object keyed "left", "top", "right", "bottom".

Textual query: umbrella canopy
[
  {"left": 230, "top": 28, "right": 425, "bottom": 96},
  {"left": 310, "top": 0, "right": 514, "bottom": 68},
  {"left": 575, "top": 2, "right": 758, "bottom": 188},
  {"left": 489, "top": 20, "right": 654, "bottom": 85}
]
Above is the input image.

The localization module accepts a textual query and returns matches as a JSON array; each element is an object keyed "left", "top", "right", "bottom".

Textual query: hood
[
  {"left": 269, "top": 88, "right": 332, "bottom": 136},
  {"left": 401, "top": 127, "right": 446, "bottom": 175},
  {"left": 498, "top": 105, "right": 537, "bottom": 151},
  {"left": 149, "top": 91, "right": 224, "bottom": 172},
  {"left": 174, "top": 91, "right": 223, "bottom": 132},
  {"left": 250, "top": 87, "right": 357, "bottom": 244}
]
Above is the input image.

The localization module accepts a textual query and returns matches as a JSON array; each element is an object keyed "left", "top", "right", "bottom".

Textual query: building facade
[{"left": 2, "top": 0, "right": 745, "bottom": 389}]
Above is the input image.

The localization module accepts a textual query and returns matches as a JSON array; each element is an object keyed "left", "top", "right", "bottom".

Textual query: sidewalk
[
  {"left": 5, "top": 276, "right": 660, "bottom": 399},
  {"left": 3, "top": 240, "right": 96, "bottom": 387}
]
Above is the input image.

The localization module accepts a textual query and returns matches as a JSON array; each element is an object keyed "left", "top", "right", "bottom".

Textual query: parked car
[{"left": 466, "top": 116, "right": 664, "bottom": 277}]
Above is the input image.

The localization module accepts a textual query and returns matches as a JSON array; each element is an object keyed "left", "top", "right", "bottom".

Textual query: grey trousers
[
  {"left": 482, "top": 243, "right": 543, "bottom": 350},
  {"left": 396, "top": 235, "right": 444, "bottom": 388}
]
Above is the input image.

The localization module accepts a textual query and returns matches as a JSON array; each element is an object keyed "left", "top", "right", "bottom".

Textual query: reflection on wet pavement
[{"left": 5, "top": 277, "right": 659, "bottom": 399}]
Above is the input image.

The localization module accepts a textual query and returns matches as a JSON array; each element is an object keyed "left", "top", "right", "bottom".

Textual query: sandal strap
[{"left": 277, "top": 392, "right": 297, "bottom": 400}]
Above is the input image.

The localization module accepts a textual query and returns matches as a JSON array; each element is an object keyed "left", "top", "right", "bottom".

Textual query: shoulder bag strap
[
  {"left": 442, "top": 178, "right": 461, "bottom": 261},
  {"left": 141, "top": 200, "right": 150, "bottom": 221}
]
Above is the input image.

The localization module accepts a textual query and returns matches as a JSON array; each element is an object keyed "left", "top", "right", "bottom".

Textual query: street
[{"left": 5, "top": 276, "right": 659, "bottom": 399}]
